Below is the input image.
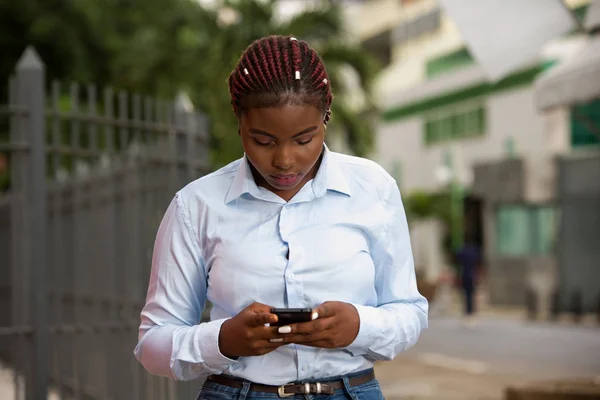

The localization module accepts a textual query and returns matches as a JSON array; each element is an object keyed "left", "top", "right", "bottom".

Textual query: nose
[{"left": 273, "top": 145, "right": 294, "bottom": 171}]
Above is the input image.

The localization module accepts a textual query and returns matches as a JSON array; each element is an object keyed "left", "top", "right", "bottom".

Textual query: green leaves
[
  {"left": 0, "top": 0, "right": 381, "bottom": 168},
  {"left": 278, "top": 6, "right": 342, "bottom": 40},
  {"left": 329, "top": 102, "right": 375, "bottom": 158},
  {"left": 192, "top": 0, "right": 381, "bottom": 165},
  {"left": 319, "top": 41, "right": 380, "bottom": 99}
]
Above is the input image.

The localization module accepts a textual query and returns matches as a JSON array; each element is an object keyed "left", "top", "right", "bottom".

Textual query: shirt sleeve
[
  {"left": 133, "top": 193, "right": 237, "bottom": 380},
  {"left": 344, "top": 180, "right": 429, "bottom": 360}
]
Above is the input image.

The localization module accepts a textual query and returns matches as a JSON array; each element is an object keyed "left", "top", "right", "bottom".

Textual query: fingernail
[
  {"left": 278, "top": 326, "right": 292, "bottom": 334},
  {"left": 269, "top": 338, "right": 283, "bottom": 343},
  {"left": 312, "top": 312, "right": 319, "bottom": 320}
]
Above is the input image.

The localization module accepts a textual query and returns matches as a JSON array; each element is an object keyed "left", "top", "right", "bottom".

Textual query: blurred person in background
[
  {"left": 456, "top": 236, "right": 481, "bottom": 324},
  {"left": 134, "top": 35, "right": 428, "bottom": 399}
]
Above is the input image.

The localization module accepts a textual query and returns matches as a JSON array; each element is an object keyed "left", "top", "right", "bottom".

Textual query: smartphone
[{"left": 270, "top": 308, "right": 313, "bottom": 326}]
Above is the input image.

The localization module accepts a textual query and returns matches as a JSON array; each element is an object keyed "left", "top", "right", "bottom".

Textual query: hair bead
[{"left": 228, "top": 35, "right": 332, "bottom": 116}]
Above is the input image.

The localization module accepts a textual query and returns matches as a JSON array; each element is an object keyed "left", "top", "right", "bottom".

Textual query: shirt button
[
  {"left": 302, "top": 365, "right": 308, "bottom": 372},
  {"left": 288, "top": 273, "right": 295, "bottom": 279}
]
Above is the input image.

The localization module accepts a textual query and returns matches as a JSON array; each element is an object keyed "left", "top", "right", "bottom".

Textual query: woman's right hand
[{"left": 218, "top": 302, "right": 281, "bottom": 358}]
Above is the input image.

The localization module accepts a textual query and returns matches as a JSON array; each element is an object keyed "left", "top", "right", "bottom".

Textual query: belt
[{"left": 207, "top": 369, "right": 375, "bottom": 397}]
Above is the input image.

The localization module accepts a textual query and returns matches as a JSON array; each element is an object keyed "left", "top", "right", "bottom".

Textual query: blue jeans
[{"left": 196, "top": 369, "right": 385, "bottom": 400}]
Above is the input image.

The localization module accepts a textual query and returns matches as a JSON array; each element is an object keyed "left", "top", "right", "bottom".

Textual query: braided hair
[{"left": 228, "top": 35, "right": 332, "bottom": 125}]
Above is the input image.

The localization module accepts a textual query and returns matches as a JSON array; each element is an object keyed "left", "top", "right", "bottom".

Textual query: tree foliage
[{"left": 0, "top": 0, "right": 380, "bottom": 167}]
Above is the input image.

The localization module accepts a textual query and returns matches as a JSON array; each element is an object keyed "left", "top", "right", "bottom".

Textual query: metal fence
[{"left": 0, "top": 47, "right": 211, "bottom": 400}]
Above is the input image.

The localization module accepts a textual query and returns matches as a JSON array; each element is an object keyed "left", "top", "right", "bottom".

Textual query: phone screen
[{"left": 270, "top": 308, "right": 313, "bottom": 326}]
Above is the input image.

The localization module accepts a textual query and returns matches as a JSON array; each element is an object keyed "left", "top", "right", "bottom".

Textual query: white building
[{"left": 341, "top": 0, "right": 600, "bottom": 309}]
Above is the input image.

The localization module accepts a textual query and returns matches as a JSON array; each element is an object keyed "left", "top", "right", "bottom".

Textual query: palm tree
[
  {"left": 186, "top": 0, "right": 381, "bottom": 167},
  {"left": 0, "top": 0, "right": 379, "bottom": 170}
]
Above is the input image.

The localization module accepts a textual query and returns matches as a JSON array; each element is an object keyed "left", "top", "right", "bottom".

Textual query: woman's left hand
[{"left": 276, "top": 301, "right": 360, "bottom": 348}]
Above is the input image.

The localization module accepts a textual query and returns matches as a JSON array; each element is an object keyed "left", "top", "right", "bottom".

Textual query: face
[{"left": 239, "top": 104, "right": 326, "bottom": 201}]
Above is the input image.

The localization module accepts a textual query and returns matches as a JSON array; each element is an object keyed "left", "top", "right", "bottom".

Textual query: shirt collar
[
  {"left": 311, "top": 144, "right": 352, "bottom": 198},
  {"left": 225, "top": 154, "right": 261, "bottom": 204},
  {"left": 225, "top": 144, "right": 351, "bottom": 204}
]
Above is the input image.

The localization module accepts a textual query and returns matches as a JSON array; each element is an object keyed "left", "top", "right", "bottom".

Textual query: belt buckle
[
  {"left": 277, "top": 385, "right": 294, "bottom": 398},
  {"left": 278, "top": 382, "right": 312, "bottom": 398}
]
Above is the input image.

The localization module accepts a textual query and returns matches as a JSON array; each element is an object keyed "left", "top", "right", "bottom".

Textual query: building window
[
  {"left": 495, "top": 205, "right": 557, "bottom": 256},
  {"left": 424, "top": 104, "right": 486, "bottom": 145},
  {"left": 570, "top": 99, "right": 600, "bottom": 148}
]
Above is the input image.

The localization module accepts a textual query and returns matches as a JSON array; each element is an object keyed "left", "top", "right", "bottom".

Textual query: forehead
[{"left": 241, "top": 105, "right": 323, "bottom": 135}]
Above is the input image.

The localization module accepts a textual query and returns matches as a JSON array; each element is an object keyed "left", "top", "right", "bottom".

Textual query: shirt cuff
[
  {"left": 198, "top": 318, "right": 239, "bottom": 370},
  {"left": 343, "top": 304, "right": 381, "bottom": 355},
  {"left": 170, "top": 317, "right": 238, "bottom": 380}
]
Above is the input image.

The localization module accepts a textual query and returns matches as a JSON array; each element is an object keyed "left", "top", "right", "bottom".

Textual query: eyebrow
[{"left": 249, "top": 126, "right": 318, "bottom": 139}]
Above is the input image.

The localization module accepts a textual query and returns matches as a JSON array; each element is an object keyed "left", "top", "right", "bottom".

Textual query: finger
[
  {"left": 277, "top": 317, "right": 334, "bottom": 335},
  {"left": 248, "top": 302, "right": 275, "bottom": 314},
  {"left": 262, "top": 339, "right": 285, "bottom": 348},
  {"left": 251, "top": 340, "right": 285, "bottom": 354},
  {"left": 280, "top": 330, "right": 332, "bottom": 345},
  {"left": 251, "top": 312, "right": 277, "bottom": 327},
  {"left": 313, "top": 302, "right": 335, "bottom": 319}
]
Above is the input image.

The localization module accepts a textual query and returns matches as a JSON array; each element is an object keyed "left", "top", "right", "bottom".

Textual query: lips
[{"left": 270, "top": 174, "right": 301, "bottom": 187}]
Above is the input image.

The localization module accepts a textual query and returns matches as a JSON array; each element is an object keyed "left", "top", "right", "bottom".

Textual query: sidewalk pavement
[
  {"left": 373, "top": 284, "right": 598, "bottom": 400},
  {"left": 375, "top": 355, "right": 524, "bottom": 400},
  {"left": 430, "top": 282, "right": 599, "bottom": 328},
  {"left": 372, "top": 285, "right": 522, "bottom": 400},
  {"left": 375, "top": 356, "right": 600, "bottom": 400}
]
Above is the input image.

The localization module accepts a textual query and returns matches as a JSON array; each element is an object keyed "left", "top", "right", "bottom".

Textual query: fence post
[
  {"left": 17, "top": 47, "right": 48, "bottom": 400},
  {"left": 174, "top": 91, "right": 195, "bottom": 186}
]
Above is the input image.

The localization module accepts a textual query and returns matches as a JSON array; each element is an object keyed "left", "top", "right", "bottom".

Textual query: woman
[{"left": 134, "top": 35, "right": 428, "bottom": 400}]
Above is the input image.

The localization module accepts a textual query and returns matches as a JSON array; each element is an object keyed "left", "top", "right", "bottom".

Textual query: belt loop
[
  {"left": 237, "top": 381, "right": 251, "bottom": 400},
  {"left": 342, "top": 376, "right": 359, "bottom": 400}
]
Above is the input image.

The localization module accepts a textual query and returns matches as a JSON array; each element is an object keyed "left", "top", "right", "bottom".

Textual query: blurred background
[{"left": 0, "top": 0, "right": 599, "bottom": 399}]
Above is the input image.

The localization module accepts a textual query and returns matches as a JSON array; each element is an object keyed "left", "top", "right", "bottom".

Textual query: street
[{"left": 375, "top": 315, "right": 600, "bottom": 399}]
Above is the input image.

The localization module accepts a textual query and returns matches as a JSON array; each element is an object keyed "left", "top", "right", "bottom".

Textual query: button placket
[
  {"left": 296, "top": 347, "right": 313, "bottom": 380},
  {"left": 279, "top": 205, "right": 296, "bottom": 307}
]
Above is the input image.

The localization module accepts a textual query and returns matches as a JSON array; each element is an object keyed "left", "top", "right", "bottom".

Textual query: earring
[{"left": 324, "top": 108, "right": 332, "bottom": 125}]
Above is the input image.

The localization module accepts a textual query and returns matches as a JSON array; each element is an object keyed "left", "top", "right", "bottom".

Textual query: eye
[
  {"left": 253, "top": 138, "right": 273, "bottom": 147},
  {"left": 297, "top": 137, "right": 313, "bottom": 145}
]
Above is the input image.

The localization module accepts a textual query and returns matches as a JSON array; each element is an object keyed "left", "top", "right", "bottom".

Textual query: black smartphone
[{"left": 270, "top": 308, "right": 313, "bottom": 326}]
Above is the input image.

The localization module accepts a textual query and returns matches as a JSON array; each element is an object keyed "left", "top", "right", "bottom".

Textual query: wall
[
  {"left": 376, "top": 87, "right": 551, "bottom": 193},
  {"left": 378, "top": 12, "right": 463, "bottom": 100},
  {"left": 410, "top": 218, "right": 446, "bottom": 282},
  {"left": 557, "top": 154, "right": 600, "bottom": 312}
]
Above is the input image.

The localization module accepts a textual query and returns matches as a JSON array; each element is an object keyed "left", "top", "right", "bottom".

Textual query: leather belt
[{"left": 207, "top": 369, "right": 375, "bottom": 397}]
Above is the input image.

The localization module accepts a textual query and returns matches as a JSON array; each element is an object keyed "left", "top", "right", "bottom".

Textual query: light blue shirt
[{"left": 134, "top": 146, "right": 428, "bottom": 385}]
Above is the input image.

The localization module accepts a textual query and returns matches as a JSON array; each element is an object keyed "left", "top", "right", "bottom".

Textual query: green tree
[
  {"left": 0, "top": 0, "right": 379, "bottom": 169},
  {"left": 0, "top": 0, "right": 202, "bottom": 100},
  {"left": 181, "top": 0, "right": 381, "bottom": 166}
]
